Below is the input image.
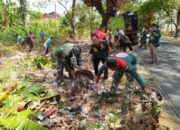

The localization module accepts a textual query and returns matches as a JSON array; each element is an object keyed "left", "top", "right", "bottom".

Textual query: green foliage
[
  {"left": 3, "top": 94, "right": 24, "bottom": 110},
  {"left": 0, "top": 109, "right": 46, "bottom": 130},
  {"left": 136, "top": 0, "right": 163, "bottom": 16},
  {"left": 17, "top": 83, "right": 47, "bottom": 100},
  {"left": 31, "top": 56, "right": 49, "bottom": 70},
  {"left": 18, "top": 0, "right": 28, "bottom": 34},
  {"left": 59, "top": 15, "right": 72, "bottom": 37},
  {"left": 109, "top": 16, "right": 125, "bottom": 32},
  {"left": 0, "top": 109, "right": 32, "bottom": 129},
  {"left": 162, "top": 29, "right": 173, "bottom": 37},
  {"left": 0, "top": 28, "right": 18, "bottom": 44},
  {"left": 0, "top": 1, "right": 19, "bottom": 30},
  {"left": 16, "top": 82, "right": 58, "bottom": 101},
  {"left": 29, "top": 11, "right": 43, "bottom": 20},
  {"left": 16, "top": 118, "right": 46, "bottom": 130}
]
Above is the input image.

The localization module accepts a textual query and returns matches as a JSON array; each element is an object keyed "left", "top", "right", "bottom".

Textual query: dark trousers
[
  {"left": 123, "top": 42, "right": 133, "bottom": 52},
  {"left": 45, "top": 47, "right": 49, "bottom": 55},
  {"left": 28, "top": 42, "right": 33, "bottom": 52},
  {"left": 140, "top": 39, "right": 147, "bottom": 49},
  {"left": 56, "top": 57, "right": 75, "bottom": 83},
  {"left": 93, "top": 57, "right": 108, "bottom": 79},
  {"left": 119, "top": 39, "right": 125, "bottom": 50}
]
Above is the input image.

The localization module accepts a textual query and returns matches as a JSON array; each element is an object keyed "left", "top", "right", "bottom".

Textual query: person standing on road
[
  {"left": 87, "top": 34, "right": 111, "bottom": 80},
  {"left": 95, "top": 52, "right": 162, "bottom": 101},
  {"left": 149, "top": 23, "right": 161, "bottom": 65},
  {"left": 140, "top": 27, "right": 148, "bottom": 49}
]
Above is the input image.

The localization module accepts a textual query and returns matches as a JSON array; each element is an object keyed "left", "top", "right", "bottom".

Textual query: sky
[
  {"left": 10, "top": 0, "right": 72, "bottom": 15},
  {"left": 29, "top": 0, "right": 72, "bottom": 15}
]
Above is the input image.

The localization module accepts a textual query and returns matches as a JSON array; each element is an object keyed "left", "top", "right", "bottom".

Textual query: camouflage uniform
[
  {"left": 55, "top": 43, "right": 81, "bottom": 84},
  {"left": 98, "top": 53, "right": 145, "bottom": 95}
]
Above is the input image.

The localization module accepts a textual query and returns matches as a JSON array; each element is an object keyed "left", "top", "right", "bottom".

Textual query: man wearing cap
[
  {"left": 95, "top": 52, "right": 162, "bottom": 101},
  {"left": 149, "top": 23, "right": 161, "bottom": 65},
  {"left": 55, "top": 43, "right": 82, "bottom": 85}
]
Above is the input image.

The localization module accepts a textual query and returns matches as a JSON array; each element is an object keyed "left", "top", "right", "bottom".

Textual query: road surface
[{"left": 135, "top": 39, "right": 180, "bottom": 118}]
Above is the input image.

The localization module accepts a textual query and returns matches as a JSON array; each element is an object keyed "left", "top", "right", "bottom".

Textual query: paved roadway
[{"left": 135, "top": 39, "right": 180, "bottom": 118}]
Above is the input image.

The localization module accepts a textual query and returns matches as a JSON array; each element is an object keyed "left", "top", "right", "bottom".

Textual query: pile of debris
[{"left": 0, "top": 46, "right": 163, "bottom": 130}]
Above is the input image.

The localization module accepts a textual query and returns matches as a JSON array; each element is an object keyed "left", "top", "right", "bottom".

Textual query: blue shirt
[
  {"left": 45, "top": 38, "right": 51, "bottom": 48},
  {"left": 40, "top": 32, "right": 45, "bottom": 38}
]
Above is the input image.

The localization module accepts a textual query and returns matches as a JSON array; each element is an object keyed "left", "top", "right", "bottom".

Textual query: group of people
[
  {"left": 106, "top": 23, "right": 161, "bottom": 66},
  {"left": 107, "top": 28, "right": 133, "bottom": 52},
  {"left": 54, "top": 27, "right": 162, "bottom": 101},
  {"left": 16, "top": 25, "right": 162, "bottom": 101},
  {"left": 17, "top": 31, "right": 54, "bottom": 55}
]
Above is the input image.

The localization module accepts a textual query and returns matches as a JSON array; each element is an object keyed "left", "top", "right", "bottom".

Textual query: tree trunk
[
  {"left": 143, "top": 15, "right": 152, "bottom": 28},
  {"left": 174, "top": 9, "right": 180, "bottom": 38},
  {"left": 88, "top": 6, "right": 93, "bottom": 34},
  {"left": 100, "top": 13, "right": 110, "bottom": 31},
  {"left": 71, "top": 0, "right": 76, "bottom": 41},
  {"left": 100, "top": 0, "right": 112, "bottom": 31}
]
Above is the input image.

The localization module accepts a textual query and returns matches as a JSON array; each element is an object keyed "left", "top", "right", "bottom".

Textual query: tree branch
[
  {"left": 162, "top": 2, "right": 177, "bottom": 27},
  {"left": 83, "top": 0, "right": 105, "bottom": 16},
  {"left": 57, "top": 1, "right": 71, "bottom": 18}
]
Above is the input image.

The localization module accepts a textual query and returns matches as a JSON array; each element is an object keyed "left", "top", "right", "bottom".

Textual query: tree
[
  {"left": 83, "top": 0, "right": 127, "bottom": 30},
  {"left": 160, "top": 0, "right": 180, "bottom": 37},
  {"left": 71, "top": 0, "right": 76, "bottom": 40},
  {"left": 18, "top": 0, "right": 28, "bottom": 35},
  {"left": 0, "top": 1, "right": 18, "bottom": 30},
  {"left": 137, "top": 0, "right": 180, "bottom": 37},
  {"left": 58, "top": 0, "right": 77, "bottom": 40}
]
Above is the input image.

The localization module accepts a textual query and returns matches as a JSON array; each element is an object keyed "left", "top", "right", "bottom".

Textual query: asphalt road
[{"left": 135, "top": 39, "right": 180, "bottom": 117}]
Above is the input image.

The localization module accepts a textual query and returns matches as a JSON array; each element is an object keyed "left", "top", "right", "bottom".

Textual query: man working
[
  {"left": 55, "top": 43, "right": 82, "bottom": 85},
  {"left": 96, "top": 52, "right": 162, "bottom": 100},
  {"left": 87, "top": 34, "right": 111, "bottom": 80},
  {"left": 40, "top": 31, "right": 45, "bottom": 43},
  {"left": 94, "top": 28, "right": 106, "bottom": 40},
  {"left": 44, "top": 37, "right": 54, "bottom": 55},
  {"left": 26, "top": 32, "right": 34, "bottom": 52}
]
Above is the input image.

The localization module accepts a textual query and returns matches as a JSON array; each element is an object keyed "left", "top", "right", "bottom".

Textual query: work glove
[{"left": 143, "top": 87, "right": 163, "bottom": 101}]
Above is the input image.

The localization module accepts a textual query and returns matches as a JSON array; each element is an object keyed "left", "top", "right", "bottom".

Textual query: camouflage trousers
[{"left": 56, "top": 57, "right": 75, "bottom": 84}]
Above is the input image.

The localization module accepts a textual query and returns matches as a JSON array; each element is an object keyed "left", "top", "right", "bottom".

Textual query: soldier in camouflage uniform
[
  {"left": 95, "top": 52, "right": 162, "bottom": 100},
  {"left": 55, "top": 43, "right": 81, "bottom": 84}
]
